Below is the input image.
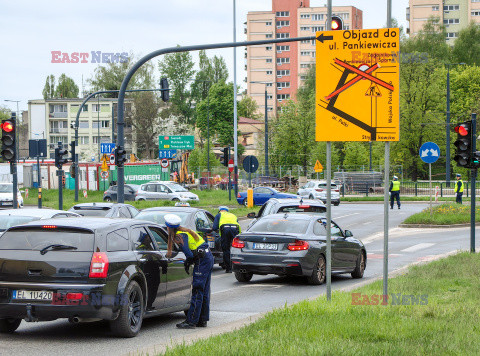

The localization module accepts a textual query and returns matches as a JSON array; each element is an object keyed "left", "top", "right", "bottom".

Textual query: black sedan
[
  {"left": 134, "top": 206, "right": 223, "bottom": 265},
  {"left": 0, "top": 218, "right": 192, "bottom": 337},
  {"left": 69, "top": 203, "right": 139, "bottom": 218},
  {"left": 231, "top": 213, "right": 366, "bottom": 285}
]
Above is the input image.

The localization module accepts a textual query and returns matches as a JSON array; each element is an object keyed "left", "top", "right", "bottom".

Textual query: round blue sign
[{"left": 419, "top": 142, "right": 440, "bottom": 164}]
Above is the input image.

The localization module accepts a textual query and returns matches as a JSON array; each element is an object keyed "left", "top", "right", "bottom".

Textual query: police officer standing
[
  {"left": 454, "top": 173, "right": 464, "bottom": 204},
  {"left": 164, "top": 214, "right": 214, "bottom": 329},
  {"left": 213, "top": 206, "right": 241, "bottom": 273},
  {"left": 389, "top": 175, "right": 401, "bottom": 209}
]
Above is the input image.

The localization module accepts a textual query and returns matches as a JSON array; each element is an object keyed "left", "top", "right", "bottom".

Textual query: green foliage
[
  {"left": 55, "top": 74, "right": 79, "bottom": 98},
  {"left": 187, "top": 140, "right": 221, "bottom": 173},
  {"left": 452, "top": 22, "right": 480, "bottom": 66},
  {"left": 237, "top": 95, "right": 261, "bottom": 120},
  {"left": 404, "top": 202, "right": 480, "bottom": 225},
  {"left": 450, "top": 65, "right": 480, "bottom": 119},
  {"left": 42, "top": 75, "right": 55, "bottom": 99},
  {"left": 342, "top": 142, "right": 369, "bottom": 167},
  {"left": 131, "top": 91, "right": 161, "bottom": 159},
  {"left": 0, "top": 106, "right": 10, "bottom": 121}
]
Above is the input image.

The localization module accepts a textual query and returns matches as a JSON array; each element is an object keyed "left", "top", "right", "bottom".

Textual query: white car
[
  {"left": 135, "top": 181, "right": 199, "bottom": 202},
  {"left": 297, "top": 180, "right": 341, "bottom": 206},
  {"left": 0, "top": 208, "right": 80, "bottom": 234},
  {"left": 0, "top": 183, "right": 23, "bottom": 208}
]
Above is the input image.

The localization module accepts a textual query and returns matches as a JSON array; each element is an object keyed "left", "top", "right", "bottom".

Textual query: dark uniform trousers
[{"left": 220, "top": 225, "right": 239, "bottom": 271}]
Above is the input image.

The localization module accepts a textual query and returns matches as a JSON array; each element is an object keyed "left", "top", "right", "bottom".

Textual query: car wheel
[
  {"left": 109, "top": 281, "right": 144, "bottom": 338},
  {"left": 104, "top": 197, "right": 112, "bottom": 202},
  {"left": 243, "top": 199, "right": 248, "bottom": 207},
  {"left": 307, "top": 255, "right": 326, "bottom": 285},
  {"left": 234, "top": 271, "right": 253, "bottom": 282},
  {"left": 138, "top": 198, "right": 145, "bottom": 201},
  {"left": 0, "top": 318, "right": 21, "bottom": 333},
  {"left": 351, "top": 252, "right": 366, "bottom": 279},
  {"left": 172, "top": 198, "right": 180, "bottom": 202}
]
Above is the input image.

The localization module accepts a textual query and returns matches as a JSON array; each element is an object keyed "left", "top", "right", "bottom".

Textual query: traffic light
[
  {"left": 220, "top": 147, "right": 229, "bottom": 167},
  {"left": 160, "top": 77, "right": 170, "bottom": 102},
  {"left": 331, "top": 16, "right": 343, "bottom": 30},
  {"left": 69, "top": 141, "right": 76, "bottom": 162},
  {"left": 54, "top": 143, "right": 68, "bottom": 169},
  {"left": 1, "top": 115, "right": 16, "bottom": 162},
  {"left": 115, "top": 145, "right": 127, "bottom": 167},
  {"left": 454, "top": 121, "right": 473, "bottom": 168}
]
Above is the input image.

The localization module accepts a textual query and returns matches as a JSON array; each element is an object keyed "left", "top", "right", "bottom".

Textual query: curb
[
  {"left": 131, "top": 249, "right": 460, "bottom": 356},
  {"left": 399, "top": 223, "right": 480, "bottom": 228}
]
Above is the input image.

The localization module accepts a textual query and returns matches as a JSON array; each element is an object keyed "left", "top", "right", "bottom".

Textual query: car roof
[
  {"left": 15, "top": 217, "right": 143, "bottom": 231},
  {"left": 269, "top": 198, "right": 325, "bottom": 206},
  {"left": 0, "top": 208, "right": 77, "bottom": 218},
  {"left": 140, "top": 206, "right": 199, "bottom": 213}
]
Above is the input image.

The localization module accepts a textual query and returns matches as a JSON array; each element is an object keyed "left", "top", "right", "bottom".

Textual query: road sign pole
[
  {"left": 37, "top": 150, "right": 42, "bottom": 209},
  {"left": 326, "top": 142, "right": 332, "bottom": 301},
  {"left": 471, "top": 113, "right": 477, "bottom": 253},
  {"left": 228, "top": 147, "right": 231, "bottom": 201},
  {"left": 58, "top": 169, "right": 64, "bottom": 210},
  {"left": 383, "top": 143, "right": 390, "bottom": 298},
  {"left": 429, "top": 163, "right": 433, "bottom": 216}
]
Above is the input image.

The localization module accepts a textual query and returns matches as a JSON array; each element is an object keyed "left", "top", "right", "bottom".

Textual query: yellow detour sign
[
  {"left": 101, "top": 155, "right": 108, "bottom": 172},
  {"left": 315, "top": 29, "right": 400, "bottom": 142},
  {"left": 314, "top": 160, "right": 323, "bottom": 173}
]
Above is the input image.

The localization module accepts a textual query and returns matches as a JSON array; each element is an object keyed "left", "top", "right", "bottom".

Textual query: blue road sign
[
  {"left": 101, "top": 143, "right": 115, "bottom": 154},
  {"left": 419, "top": 142, "right": 440, "bottom": 164},
  {"left": 159, "top": 149, "right": 177, "bottom": 159}
]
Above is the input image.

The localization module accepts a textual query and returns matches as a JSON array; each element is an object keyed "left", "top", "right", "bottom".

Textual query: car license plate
[
  {"left": 12, "top": 290, "right": 53, "bottom": 301},
  {"left": 253, "top": 243, "right": 277, "bottom": 250},
  {"left": 208, "top": 241, "right": 215, "bottom": 249}
]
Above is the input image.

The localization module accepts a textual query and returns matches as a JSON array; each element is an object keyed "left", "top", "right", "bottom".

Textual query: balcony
[
  {"left": 49, "top": 112, "right": 68, "bottom": 118},
  {"left": 49, "top": 128, "right": 68, "bottom": 134}
]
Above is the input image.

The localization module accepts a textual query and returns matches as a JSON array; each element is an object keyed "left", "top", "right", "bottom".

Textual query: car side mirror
[
  {"left": 344, "top": 230, "right": 353, "bottom": 237},
  {"left": 247, "top": 212, "right": 256, "bottom": 219}
]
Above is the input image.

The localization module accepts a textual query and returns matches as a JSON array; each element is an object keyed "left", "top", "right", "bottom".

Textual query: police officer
[
  {"left": 213, "top": 206, "right": 241, "bottom": 273},
  {"left": 164, "top": 214, "right": 214, "bottom": 329},
  {"left": 389, "top": 175, "right": 401, "bottom": 209},
  {"left": 454, "top": 173, "right": 464, "bottom": 204}
]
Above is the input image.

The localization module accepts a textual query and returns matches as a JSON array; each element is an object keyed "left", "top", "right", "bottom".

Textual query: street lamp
[
  {"left": 250, "top": 81, "right": 271, "bottom": 177},
  {"left": 445, "top": 62, "right": 466, "bottom": 187}
]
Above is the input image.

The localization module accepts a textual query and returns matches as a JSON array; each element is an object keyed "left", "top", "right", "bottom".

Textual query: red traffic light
[
  {"left": 454, "top": 124, "right": 469, "bottom": 136},
  {"left": 331, "top": 16, "right": 343, "bottom": 31},
  {"left": 2, "top": 121, "right": 13, "bottom": 133}
]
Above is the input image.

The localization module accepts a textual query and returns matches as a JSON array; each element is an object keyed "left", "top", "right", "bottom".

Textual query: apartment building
[
  {"left": 28, "top": 98, "right": 135, "bottom": 161},
  {"left": 245, "top": 0, "right": 363, "bottom": 117},
  {"left": 407, "top": 0, "right": 480, "bottom": 43}
]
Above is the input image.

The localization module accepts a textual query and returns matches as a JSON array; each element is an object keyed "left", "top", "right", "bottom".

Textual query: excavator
[{"left": 171, "top": 152, "right": 194, "bottom": 185}]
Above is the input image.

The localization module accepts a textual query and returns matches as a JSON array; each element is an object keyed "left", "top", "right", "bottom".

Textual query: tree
[
  {"left": 450, "top": 65, "right": 480, "bottom": 119},
  {"left": 42, "top": 75, "right": 55, "bottom": 99},
  {"left": 343, "top": 142, "right": 369, "bottom": 168},
  {"left": 452, "top": 22, "right": 480, "bottom": 66},
  {"left": 130, "top": 91, "right": 161, "bottom": 159},
  {"left": 55, "top": 74, "right": 79, "bottom": 98},
  {"left": 187, "top": 140, "right": 221, "bottom": 173},
  {"left": 158, "top": 49, "right": 195, "bottom": 125},
  {"left": 237, "top": 95, "right": 261, "bottom": 119}
]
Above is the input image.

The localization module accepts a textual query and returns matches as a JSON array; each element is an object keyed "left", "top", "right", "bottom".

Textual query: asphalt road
[{"left": 2, "top": 202, "right": 479, "bottom": 356}]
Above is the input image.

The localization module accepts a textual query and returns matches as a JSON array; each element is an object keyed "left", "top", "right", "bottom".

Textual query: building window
[
  {"left": 49, "top": 104, "right": 67, "bottom": 113},
  {"left": 432, "top": 5, "right": 439, "bottom": 10},
  {"left": 276, "top": 57, "right": 290, "bottom": 65},
  {"left": 70, "top": 104, "right": 88, "bottom": 112},
  {"left": 79, "top": 120, "right": 89, "bottom": 128},
  {"left": 277, "top": 94, "right": 290, "bottom": 101},
  {"left": 300, "top": 14, "right": 310, "bottom": 19},
  {"left": 301, "top": 51, "right": 311, "bottom": 56},
  {"left": 92, "top": 120, "right": 110, "bottom": 129},
  {"left": 266, "top": 95, "right": 273, "bottom": 100},
  {"left": 472, "top": 0, "right": 480, "bottom": 3},
  {"left": 277, "top": 70, "right": 290, "bottom": 77},
  {"left": 50, "top": 136, "right": 68, "bottom": 144},
  {"left": 276, "top": 82, "right": 290, "bottom": 89},
  {"left": 93, "top": 136, "right": 111, "bottom": 144},
  {"left": 277, "top": 45, "right": 290, "bottom": 53},
  {"left": 276, "top": 33, "right": 290, "bottom": 39},
  {"left": 333, "top": 12, "right": 349, "bottom": 20},
  {"left": 300, "top": 63, "right": 312, "bottom": 68},
  {"left": 444, "top": 18, "right": 460, "bottom": 24},
  {"left": 266, "top": 70, "right": 273, "bottom": 75},
  {"left": 276, "top": 11, "right": 289, "bottom": 17},
  {"left": 266, "top": 58, "right": 273, "bottom": 63},
  {"left": 300, "top": 26, "right": 311, "bottom": 31},
  {"left": 472, "top": 10, "right": 480, "bottom": 16},
  {"left": 266, "top": 34, "right": 273, "bottom": 38},
  {"left": 344, "top": 25, "right": 350, "bottom": 30},
  {"left": 444, "top": 5, "right": 460, "bottom": 11},
  {"left": 266, "top": 21, "right": 272, "bottom": 25},
  {"left": 49, "top": 120, "right": 67, "bottom": 133},
  {"left": 80, "top": 136, "right": 89, "bottom": 145},
  {"left": 312, "top": 14, "right": 324, "bottom": 21},
  {"left": 266, "top": 83, "right": 273, "bottom": 87},
  {"left": 446, "top": 32, "right": 458, "bottom": 38},
  {"left": 300, "top": 76, "right": 307, "bottom": 80},
  {"left": 266, "top": 46, "right": 272, "bottom": 51},
  {"left": 312, "top": 26, "right": 324, "bottom": 32},
  {"left": 276, "top": 20, "right": 290, "bottom": 28}
]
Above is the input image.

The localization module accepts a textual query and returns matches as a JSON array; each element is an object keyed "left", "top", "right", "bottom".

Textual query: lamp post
[
  {"left": 250, "top": 81, "right": 271, "bottom": 177},
  {"left": 445, "top": 62, "right": 466, "bottom": 187}
]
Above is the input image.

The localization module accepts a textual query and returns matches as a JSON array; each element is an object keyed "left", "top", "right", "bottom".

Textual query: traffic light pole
[
  {"left": 37, "top": 140, "right": 42, "bottom": 209},
  {"left": 471, "top": 113, "right": 477, "bottom": 253},
  {"left": 228, "top": 146, "right": 231, "bottom": 201},
  {"left": 11, "top": 113, "right": 18, "bottom": 209},
  {"left": 57, "top": 169, "right": 64, "bottom": 210}
]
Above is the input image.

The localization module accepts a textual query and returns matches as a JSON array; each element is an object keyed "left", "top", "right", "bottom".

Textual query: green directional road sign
[{"left": 159, "top": 135, "right": 194, "bottom": 150}]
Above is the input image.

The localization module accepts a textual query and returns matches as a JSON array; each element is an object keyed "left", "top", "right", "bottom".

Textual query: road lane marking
[
  {"left": 334, "top": 213, "right": 360, "bottom": 219},
  {"left": 401, "top": 243, "right": 435, "bottom": 253},
  {"left": 212, "top": 283, "right": 284, "bottom": 295}
]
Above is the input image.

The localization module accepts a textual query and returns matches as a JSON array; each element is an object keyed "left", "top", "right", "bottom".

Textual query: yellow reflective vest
[
  {"left": 391, "top": 180, "right": 400, "bottom": 192},
  {"left": 454, "top": 180, "right": 464, "bottom": 193},
  {"left": 219, "top": 211, "right": 241, "bottom": 234},
  {"left": 176, "top": 231, "right": 204, "bottom": 251}
]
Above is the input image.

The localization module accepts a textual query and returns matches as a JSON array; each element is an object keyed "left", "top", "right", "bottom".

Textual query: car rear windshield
[
  {"left": 0, "top": 216, "right": 41, "bottom": 232},
  {"left": 277, "top": 205, "right": 326, "bottom": 214},
  {"left": 249, "top": 217, "right": 310, "bottom": 234},
  {"left": 0, "top": 229, "right": 94, "bottom": 251},
  {"left": 318, "top": 183, "right": 338, "bottom": 189},
  {"left": 73, "top": 208, "right": 111, "bottom": 217},
  {"left": 135, "top": 211, "right": 190, "bottom": 225}
]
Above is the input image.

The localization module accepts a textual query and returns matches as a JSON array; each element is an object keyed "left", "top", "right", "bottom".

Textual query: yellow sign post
[
  {"left": 315, "top": 29, "right": 400, "bottom": 142},
  {"left": 314, "top": 160, "right": 323, "bottom": 173}
]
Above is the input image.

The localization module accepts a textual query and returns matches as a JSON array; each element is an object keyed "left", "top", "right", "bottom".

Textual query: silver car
[
  {"left": 135, "top": 182, "right": 199, "bottom": 202},
  {"left": 297, "top": 180, "right": 341, "bottom": 206},
  {"left": 0, "top": 208, "right": 80, "bottom": 234}
]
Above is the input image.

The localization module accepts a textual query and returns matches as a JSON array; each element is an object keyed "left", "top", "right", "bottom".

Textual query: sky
[{"left": 0, "top": 0, "right": 409, "bottom": 113}]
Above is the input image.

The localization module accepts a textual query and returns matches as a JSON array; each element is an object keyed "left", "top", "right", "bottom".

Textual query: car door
[
  {"left": 329, "top": 220, "right": 352, "bottom": 270},
  {"left": 127, "top": 205, "right": 140, "bottom": 218},
  {"left": 143, "top": 184, "right": 156, "bottom": 200},
  {"left": 109, "top": 186, "right": 118, "bottom": 201},
  {"left": 131, "top": 226, "right": 167, "bottom": 310},
  {"left": 157, "top": 184, "right": 171, "bottom": 200},
  {"left": 254, "top": 187, "right": 272, "bottom": 205},
  {"left": 124, "top": 186, "right": 135, "bottom": 201},
  {"left": 313, "top": 220, "right": 341, "bottom": 270}
]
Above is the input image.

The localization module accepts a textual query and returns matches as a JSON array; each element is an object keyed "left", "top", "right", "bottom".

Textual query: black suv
[
  {"left": 0, "top": 218, "right": 192, "bottom": 337},
  {"left": 69, "top": 203, "right": 140, "bottom": 218}
]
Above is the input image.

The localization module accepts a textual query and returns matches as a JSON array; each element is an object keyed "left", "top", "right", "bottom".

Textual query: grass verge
[
  {"left": 163, "top": 252, "right": 480, "bottom": 355},
  {"left": 403, "top": 202, "right": 480, "bottom": 225}
]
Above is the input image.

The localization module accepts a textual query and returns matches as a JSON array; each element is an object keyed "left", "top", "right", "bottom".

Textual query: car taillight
[
  {"left": 315, "top": 189, "right": 324, "bottom": 192},
  {"left": 66, "top": 293, "right": 84, "bottom": 300},
  {"left": 237, "top": 193, "right": 241, "bottom": 198},
  {"left": 334, "top": 189, "right": 339, "bottom": 192},
  {"left": 42, "top": 225, "right": 57, "bottom": 229},
  {"left": 89, "top": 252, "right": 109, "bottom": 278},
  {"left": 231, "top": 237, "right": 245, "bottom": 249},
  {"left": 288, "top": 240, "right": 309, "bottom": 251}
]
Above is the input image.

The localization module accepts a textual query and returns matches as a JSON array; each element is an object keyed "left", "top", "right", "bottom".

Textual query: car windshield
[
  {"left": 135, "top": 211, "right": 190, "bottom": 225},
  {"left": 277, "top": 205, "right": 326, "bottom": 214},
  {"left": 0, "top": 184, "right": 13, "bottom": 193},
  {"left": 0, "top": 216, "right": 41, "bottom": 232},
  {"left": 167, "top": 184, "right": 188, "bottom": 192},
  {"left": 0, "top": 229, "right": 94, "bottom": 251},
  {"left": 249, "top": 217, "right": 310, "bottom": 234},
  {"left": 72, "top": 207, "right": 111, "bottom": 217}
]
